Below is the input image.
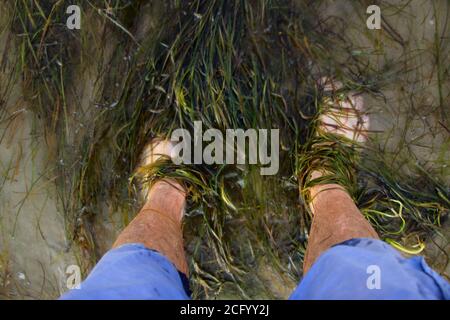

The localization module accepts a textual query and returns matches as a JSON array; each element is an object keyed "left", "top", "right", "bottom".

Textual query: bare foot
[
  {"left": 309, "top": 78, "right": 369, "bottom": 181},
  {"left": 317, "top": 77, "right": 369, "bottom": 143},
  {"left": 302, "top": 78, "right": 370, "bottom": 215},
  {"left": 138, "top": 139, "right": 185, "bottom": 220},
  {"left": 140, "top": 138, "right": 177, "bottom": 165}
]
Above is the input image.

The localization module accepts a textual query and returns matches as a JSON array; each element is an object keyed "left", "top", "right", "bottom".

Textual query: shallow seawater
[{"left": 0, "top": 0, "right": 448, "bottom": 299}]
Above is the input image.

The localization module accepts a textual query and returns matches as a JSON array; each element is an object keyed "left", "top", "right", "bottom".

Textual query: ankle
[
  {"left": 309, "top": 183, "right": 351, "bottom": 215},
  {"left": 146, "top": 179, "right": 186, "bottom": 222},
  {"left": 151, "top": 179, "right": 186, "bottom": 195}
]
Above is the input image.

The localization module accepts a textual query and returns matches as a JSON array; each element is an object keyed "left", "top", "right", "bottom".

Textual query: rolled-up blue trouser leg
[
  {"left": 290, "top": 238, "right": 450, "bottom": 300},
  {"left": 60, "top": 244, "right": 190, "bottom": 300},
  {"left": 60, "top": 239, "right": 449, "bottom": 300}
]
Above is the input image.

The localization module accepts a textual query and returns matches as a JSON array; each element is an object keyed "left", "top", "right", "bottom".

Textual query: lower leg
[
  {"left": 113, "top": 179, "right": 189, "bottom": 275},
  {"left": 303, "top": 182, "right": 379, "bottom": 273},
  {"left": 302, "top": 78, "right": 379, "bottom": 273}
]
